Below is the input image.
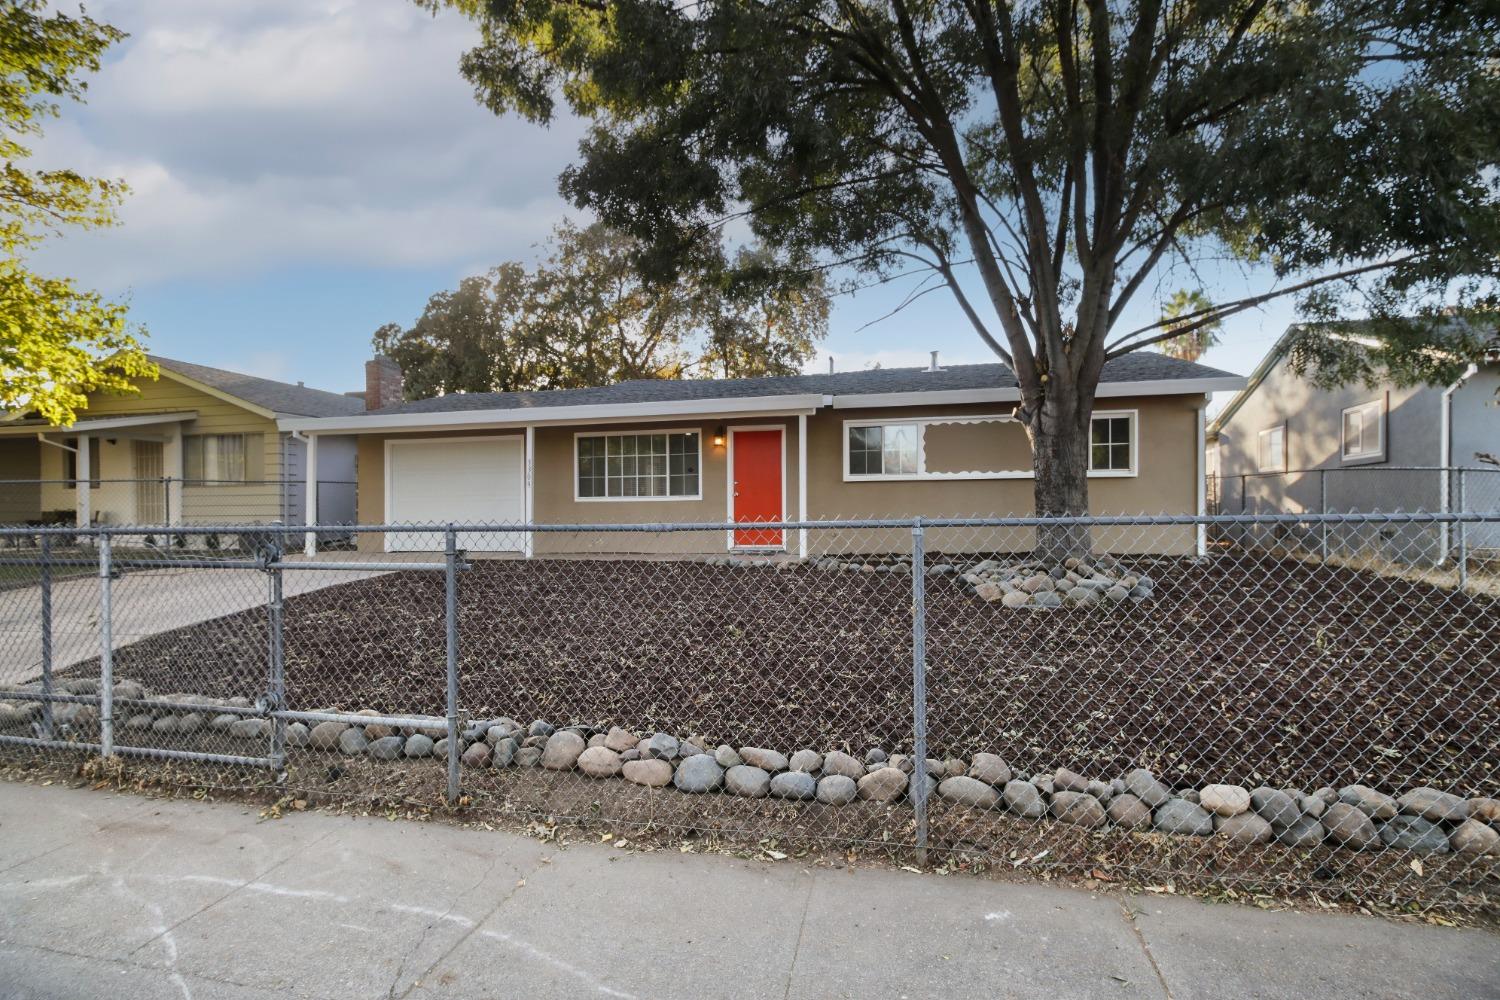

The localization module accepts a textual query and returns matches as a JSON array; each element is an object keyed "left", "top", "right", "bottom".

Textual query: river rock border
[
  {"left": 806, "top": 552, "right": 1154, "bottom": 608},
  {"left": 4, "top": 682, "right": 1496, "bottom": 859}
]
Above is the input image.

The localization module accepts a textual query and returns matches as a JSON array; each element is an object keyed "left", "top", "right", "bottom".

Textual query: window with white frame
[
  {"left": 1088, "top": 412, "right": 1136, "bottom": 474},
  {"left": 576, "top": 430, "right": 700, "bottom": 499},
  {"left": 183, "top": 434, "right": 248, "bottom": 483},
  {"left": 1341, "top": 399, "right": 1384, "bottom": 463},
  {"left": 846, "top": 422, "right": 919, "bottom": 478},
  {"left": 1257, "top": 424, "right": 1286, "bottom": 472}
]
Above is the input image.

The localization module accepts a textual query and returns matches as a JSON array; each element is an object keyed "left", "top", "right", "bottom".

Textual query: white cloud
[{"left": 29, "top": 0, "right": 587, "bottom": 290}]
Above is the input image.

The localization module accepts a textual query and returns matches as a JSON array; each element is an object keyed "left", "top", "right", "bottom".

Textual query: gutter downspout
[{"left": 1438, "top": 364, "right": 1478, "bottom": 565}]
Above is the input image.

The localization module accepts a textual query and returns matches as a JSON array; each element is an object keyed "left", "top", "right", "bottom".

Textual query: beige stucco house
[
  {"left": 285, "top": 353, "right": 1243, "bottom": 558},
  {"left": 0, "top": 357, "right": 361, "bottom": 531}
]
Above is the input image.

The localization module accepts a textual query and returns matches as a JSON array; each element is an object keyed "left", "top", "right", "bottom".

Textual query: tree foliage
[
  {"left": 375, "top": 221, "right": 829, "bottom": 399},
  {"left": 431, "top": 0, "right": 1500, "bottom": 525},
  {"left": 0, "top": 0, "right": 153, "bottom": 426}
]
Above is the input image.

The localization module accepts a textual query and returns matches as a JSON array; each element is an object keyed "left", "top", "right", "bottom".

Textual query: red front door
[{"left": 731, "top": 429, "right": 783, "bottom": 548}]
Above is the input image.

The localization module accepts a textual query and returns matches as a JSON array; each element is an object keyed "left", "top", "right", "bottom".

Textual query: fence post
[
  {"left": 1319, "top": 470, "right": 1328, "bottom": 563},
  {"left": 266, "top": 536, "right": 286, "bottom": 774},
  {"left": 162, "top": 476, "right": 171, "bottom": 527},
  {"left": 910, "top": 517, "right": 929, "bottom": 866},
  {"left": 1457, "top": 469, "right": 1468, "bottom": 591},
  {"left": 444, "top": 525, "right": 461, "bottom": 806},
  {"left": 39, "top": 534, "right": 54, "bottom": 740},
  {"left": 98, "top": 531, "right": 114, "bottom": 758}
]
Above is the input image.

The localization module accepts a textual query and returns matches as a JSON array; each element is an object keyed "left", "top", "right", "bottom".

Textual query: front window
[
  {"left": 1341, "top": 399, "right": 1384, "bottom": 463},
  {"left": 184, "top": 434, "right": 248, "bottom": 483},
  {"left": 847, "top": 422, "right": 918, "bottom": 477},
  {"left": 1258, "top": 425, "right": 1286, "bottom": 472},
  {"left": 1089, "top": 413, "right": 1135, "bottom": 473},
  {"left": 577, "top": 431, "right": 700, "bottom": 499}
]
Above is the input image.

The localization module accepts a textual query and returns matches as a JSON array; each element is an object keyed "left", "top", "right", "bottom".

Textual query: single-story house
[
  {"left": 283, "top": 353, "right": 1244, "bottom": 558},
  {"left": 1208, "top": 323, "right": 1500, "bottom": 558},
  {"left": 0, "top": 356, "right": 362, "bottom": 532}
]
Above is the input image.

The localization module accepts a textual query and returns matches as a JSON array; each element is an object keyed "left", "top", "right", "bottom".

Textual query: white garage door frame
[{"left": 383, "top": 434, "right": 533, "bottom": 553}]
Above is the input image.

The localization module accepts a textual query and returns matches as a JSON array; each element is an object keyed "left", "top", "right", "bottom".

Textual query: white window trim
[
  {"left": 572, "top": 427, "right": 704, "bottom": 502},
  {"left": 1086, "top": 409, "right": 1139, "bottom": 478},
  {"left": 1257, "top": 424, "right": 1287, "bottom": 473},
  {"left": 842, "top": 414, "right": 1032, "bottom": 482},
  {"left": 1340, "top": 398, "right": 1386, "bottom": 465}
]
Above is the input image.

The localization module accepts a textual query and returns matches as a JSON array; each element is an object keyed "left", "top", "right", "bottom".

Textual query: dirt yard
[{"left": 61, "top": 553, "right": 1500, "bottom": 792}]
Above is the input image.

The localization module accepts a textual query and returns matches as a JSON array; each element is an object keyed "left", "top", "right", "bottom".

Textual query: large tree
[
  {"left": 430, "top": 0, "right": 1500, "bottom": 552},
  {"left": 0, "top": 1, "right": 153, "bottom": 426},
  {"left": 376, "top": 220, "right": 829, "bottom": 397}
]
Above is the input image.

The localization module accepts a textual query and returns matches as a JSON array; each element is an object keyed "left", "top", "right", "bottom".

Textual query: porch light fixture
[{"left": 712, "top": 426, "right": 727, "bottom": 448}]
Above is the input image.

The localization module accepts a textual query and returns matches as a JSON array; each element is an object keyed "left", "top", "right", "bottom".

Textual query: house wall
[
  {"left": 1449, "top": 363, "right": 1500, "bottom": 550},
  {"left": 0, "top": 440, "right": 41, "bottom": 523},
  {"left": 351, "top": 393, "right": 1205, "bottom": 556}
]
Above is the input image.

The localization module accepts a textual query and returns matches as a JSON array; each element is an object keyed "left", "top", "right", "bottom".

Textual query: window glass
[
  {"left": 1089, "top": 415, "right": 1133, "bottom": 471},
  {"left": 1258, "top": 425, "right": 1285, "bottom": 472},
  {"left": 578, "top": 432, "right": 699, "bottom": 498},
  {"left": 1342, "top": 401, "right": 1382, "bottom": 460},
  {"left": 183, "top": 434, "right": 249, "bottom": 483},
  {"left": 847, "top": 423, "right": 918, "bottom": 476}
]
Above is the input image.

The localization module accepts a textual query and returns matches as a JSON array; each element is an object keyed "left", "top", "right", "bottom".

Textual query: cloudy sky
[{"left": 35, "top": 0, "right": 1292, "bottom": 398}]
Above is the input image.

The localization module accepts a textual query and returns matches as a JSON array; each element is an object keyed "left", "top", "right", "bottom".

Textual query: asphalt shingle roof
[
  {"left": 153, "top": 356, "right": 366, "bottom": 418},
  {"left": 367, "top": 352, "right": 1239, "bottom": 416}
]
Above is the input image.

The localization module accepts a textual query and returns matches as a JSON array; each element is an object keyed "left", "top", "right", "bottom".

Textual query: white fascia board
[
  {"left": 277, "top": 393, "right": 826, "bottom": 434},
  {"left": 4, "top": 411, "right": 199, "bottom": 436},
  {"left": 830, "top": 376, "right": 1246, "bottom": 409}
]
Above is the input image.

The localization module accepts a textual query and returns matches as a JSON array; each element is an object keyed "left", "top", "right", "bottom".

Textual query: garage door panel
[{"left": 386, "top": 438, "right": 525, "bottom": 552}]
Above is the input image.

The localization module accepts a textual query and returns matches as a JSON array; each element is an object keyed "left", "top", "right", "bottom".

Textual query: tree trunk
[{"left": 1029, "top": 388, "right": 1093, "bottom": 563}]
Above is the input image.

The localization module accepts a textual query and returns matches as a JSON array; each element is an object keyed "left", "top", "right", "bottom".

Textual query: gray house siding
[{"left": 1449, "top": 366, "right": 1500, "bottom": 550}]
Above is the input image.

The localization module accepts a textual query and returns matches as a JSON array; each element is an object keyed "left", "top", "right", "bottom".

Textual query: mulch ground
[{"left": 59, "top": 552, "right": 1500, "bottom": 794}]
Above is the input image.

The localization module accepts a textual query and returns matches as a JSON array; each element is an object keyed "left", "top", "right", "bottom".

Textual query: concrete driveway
[
  {"left": 0, "top": 555, "right": 404, "bottom": 687},
  {"left": 0, "top": 781, "right": 1496, "bottom": 1000}
]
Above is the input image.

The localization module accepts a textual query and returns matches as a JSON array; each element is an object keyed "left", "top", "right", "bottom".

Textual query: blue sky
[{"left": 36, "top": 0, "right": 1296, "bottom": 406}]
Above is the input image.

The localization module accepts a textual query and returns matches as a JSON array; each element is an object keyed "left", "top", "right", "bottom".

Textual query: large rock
[
  {"left": 491, "top": 737, "right": 518, "bottom": 767},
  {"left": 232, "top": 718, "right": 270, "bottom": 740},
  {"left": 1322, "top": 803, "right": 1379, "bottom": 850},
  {"left": 577, "top": 746, "right": 623, "bottom": 778},
  {"left": 1153, "top": 799, "right": 1214, "bottom": 836},
  {"left": 1215, "top": 812, "right": 1273, "bottom": 844},
  {"left": 770, "top": 771, "right": 817, "bottom": 800},
  {"left": 1396, "top": 787, "right": 1469, "bottom": 824},
  {"left": 817, "top": 775, "right": 857, "bottom": 805},
  {"left": 178, "top": 713, "right": 206, "bottom": 735},
  {"left": 647, "top": 733, "right": 680, "bottom": 760},
  {"left": 938, "top": 776, "right": 1000, "bottom": 810},
  {"left": 1053, "top": 767, "right": 1090, "bottom": 793},
  {"left": 604, "top": 727, "right": 638, "bottom": 752},
  {"left": 368, "top": 735, "right": 405, "bottom": 760},
  {"left": 338, "top": 728, "right": 369, "bottom": 756},
  {"left": 1377, "top": 816, "right": 1449, "bottom": 853},
  {"left": 1468, "top": 797, "right": 1500, "bottom": 824},
  {"left": 622, "top": 758, "right": 673, "bottom": 788},
  {"left": 1276, "top": 815, "right": 1326, "bottom": 848},
  {"left": 857, "top": 767, "right": 908, "bottom": 803},
  {"left": 673, "top": 755, "right": 724, "bottom": 793},
  {"left": 968, "top": 753, "right": 1011, "bottom": 786},
  {"left": 284, "top": 722, "right": 310, "bottom": 747},
  {"left": 714, "top": 745, "right": 742, "bottom": 768},
  {"left": 740, "top": 747, "right": 789, "bottom": 772},
  {"left": 461, "top": 742, "right": 491, "bottom": 768},
  {"left": 1050, "top": 791, "right": 1106, "bottom": 828},
  {"left": 1450, "top": 819, "right": 1500, "bottom": 856},
  {"left": 1337, "top": 784, "right": 1397, "bottom": 820},
  {"left": 1199, "top": 784, "right": 1251, "bottom": 818},
  {"left": 726, "top": 765, "right": 771, "bottom": 797},
  {"left": 1106, "top": 793, "right": 1152, "bottom": 830},
  {"left": 789, "top": 750, "right": 823, "bottom": 774},
  {"left": 1003, "top": 780, "right": 1045, "bottom": 819},
  {"left": 1122, "top": 768, "right": 1172, "bottom": 808},
  {"left": 540, "top": 730, "right": 587, "bottom": 770},
  {"left": 1250, "top": 787, "right": 1301, "bottom": 829},
  {"left": 821, "top": 751, "right": 863, "bottom": 780},
  {"left": 514, "top": 746, "right": 542, "bottom": 768},
  {"left": 309, "top": 720, "right": 348, "bottom": 750},
  {"left": 404, "top": 734, "right": 434, "bottom": 758},
  {"left": 151, "top": 716, "right": 179, "bottom": 734}
]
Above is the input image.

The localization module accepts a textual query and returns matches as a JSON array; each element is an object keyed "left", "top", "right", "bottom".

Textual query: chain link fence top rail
[{"left": 1, "top": 510, "right": 1497, "bottom": 913}]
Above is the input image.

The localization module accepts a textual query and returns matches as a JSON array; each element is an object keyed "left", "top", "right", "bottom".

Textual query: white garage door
[{"left": 386, "top": 438, "right": 526, "bottom": 552}]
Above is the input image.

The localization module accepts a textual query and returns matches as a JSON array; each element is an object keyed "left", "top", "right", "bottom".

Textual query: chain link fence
[{"left": 1, "top": 511, "right": 1496, "bottom": 914}]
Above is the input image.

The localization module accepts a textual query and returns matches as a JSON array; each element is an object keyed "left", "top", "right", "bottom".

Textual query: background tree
[
  {"left": 431, "top": 0, "right": 1500, "bottom": 554},
  {"left": 1156, "top": 290, "right": 1221, "bottom": 363},
  {"left": 376, "top": 221, "right": 828, "bottom": 398},
  {"left": 0, "top": 1, "right": 152, "bottom": 426}
]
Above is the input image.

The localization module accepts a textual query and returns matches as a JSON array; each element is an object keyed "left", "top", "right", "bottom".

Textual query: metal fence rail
[{"left": 1, "top": 510, "right": 1497, "bottom": 912}]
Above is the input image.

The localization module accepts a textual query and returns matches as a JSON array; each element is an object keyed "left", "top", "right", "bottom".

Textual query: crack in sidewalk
[
  {"left": 1119, "top": 897, "right": 1174, "bottom": 1000},
  {"left": 385, "top": 852, "right": 503, "bottom": 999}
]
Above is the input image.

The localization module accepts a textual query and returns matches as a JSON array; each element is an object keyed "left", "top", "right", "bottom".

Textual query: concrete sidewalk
[{"left": 0, "top": 782, "right": 1495, "bottom": 1000}]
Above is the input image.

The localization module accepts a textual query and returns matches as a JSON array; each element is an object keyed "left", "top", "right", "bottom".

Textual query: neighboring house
[
  {"left": 1208, "top": 324, "right": 1500, "bottom": 558},
  {"left": 282, "top": 353, "right": 1244, "bottom": 557},
  {"left": 0, "top": 357, "right": 362, "bottom": 531}
]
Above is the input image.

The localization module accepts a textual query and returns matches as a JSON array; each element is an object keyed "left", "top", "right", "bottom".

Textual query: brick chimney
[{"left": 365, "top": 356, "right": 404, "bottom": 411}]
